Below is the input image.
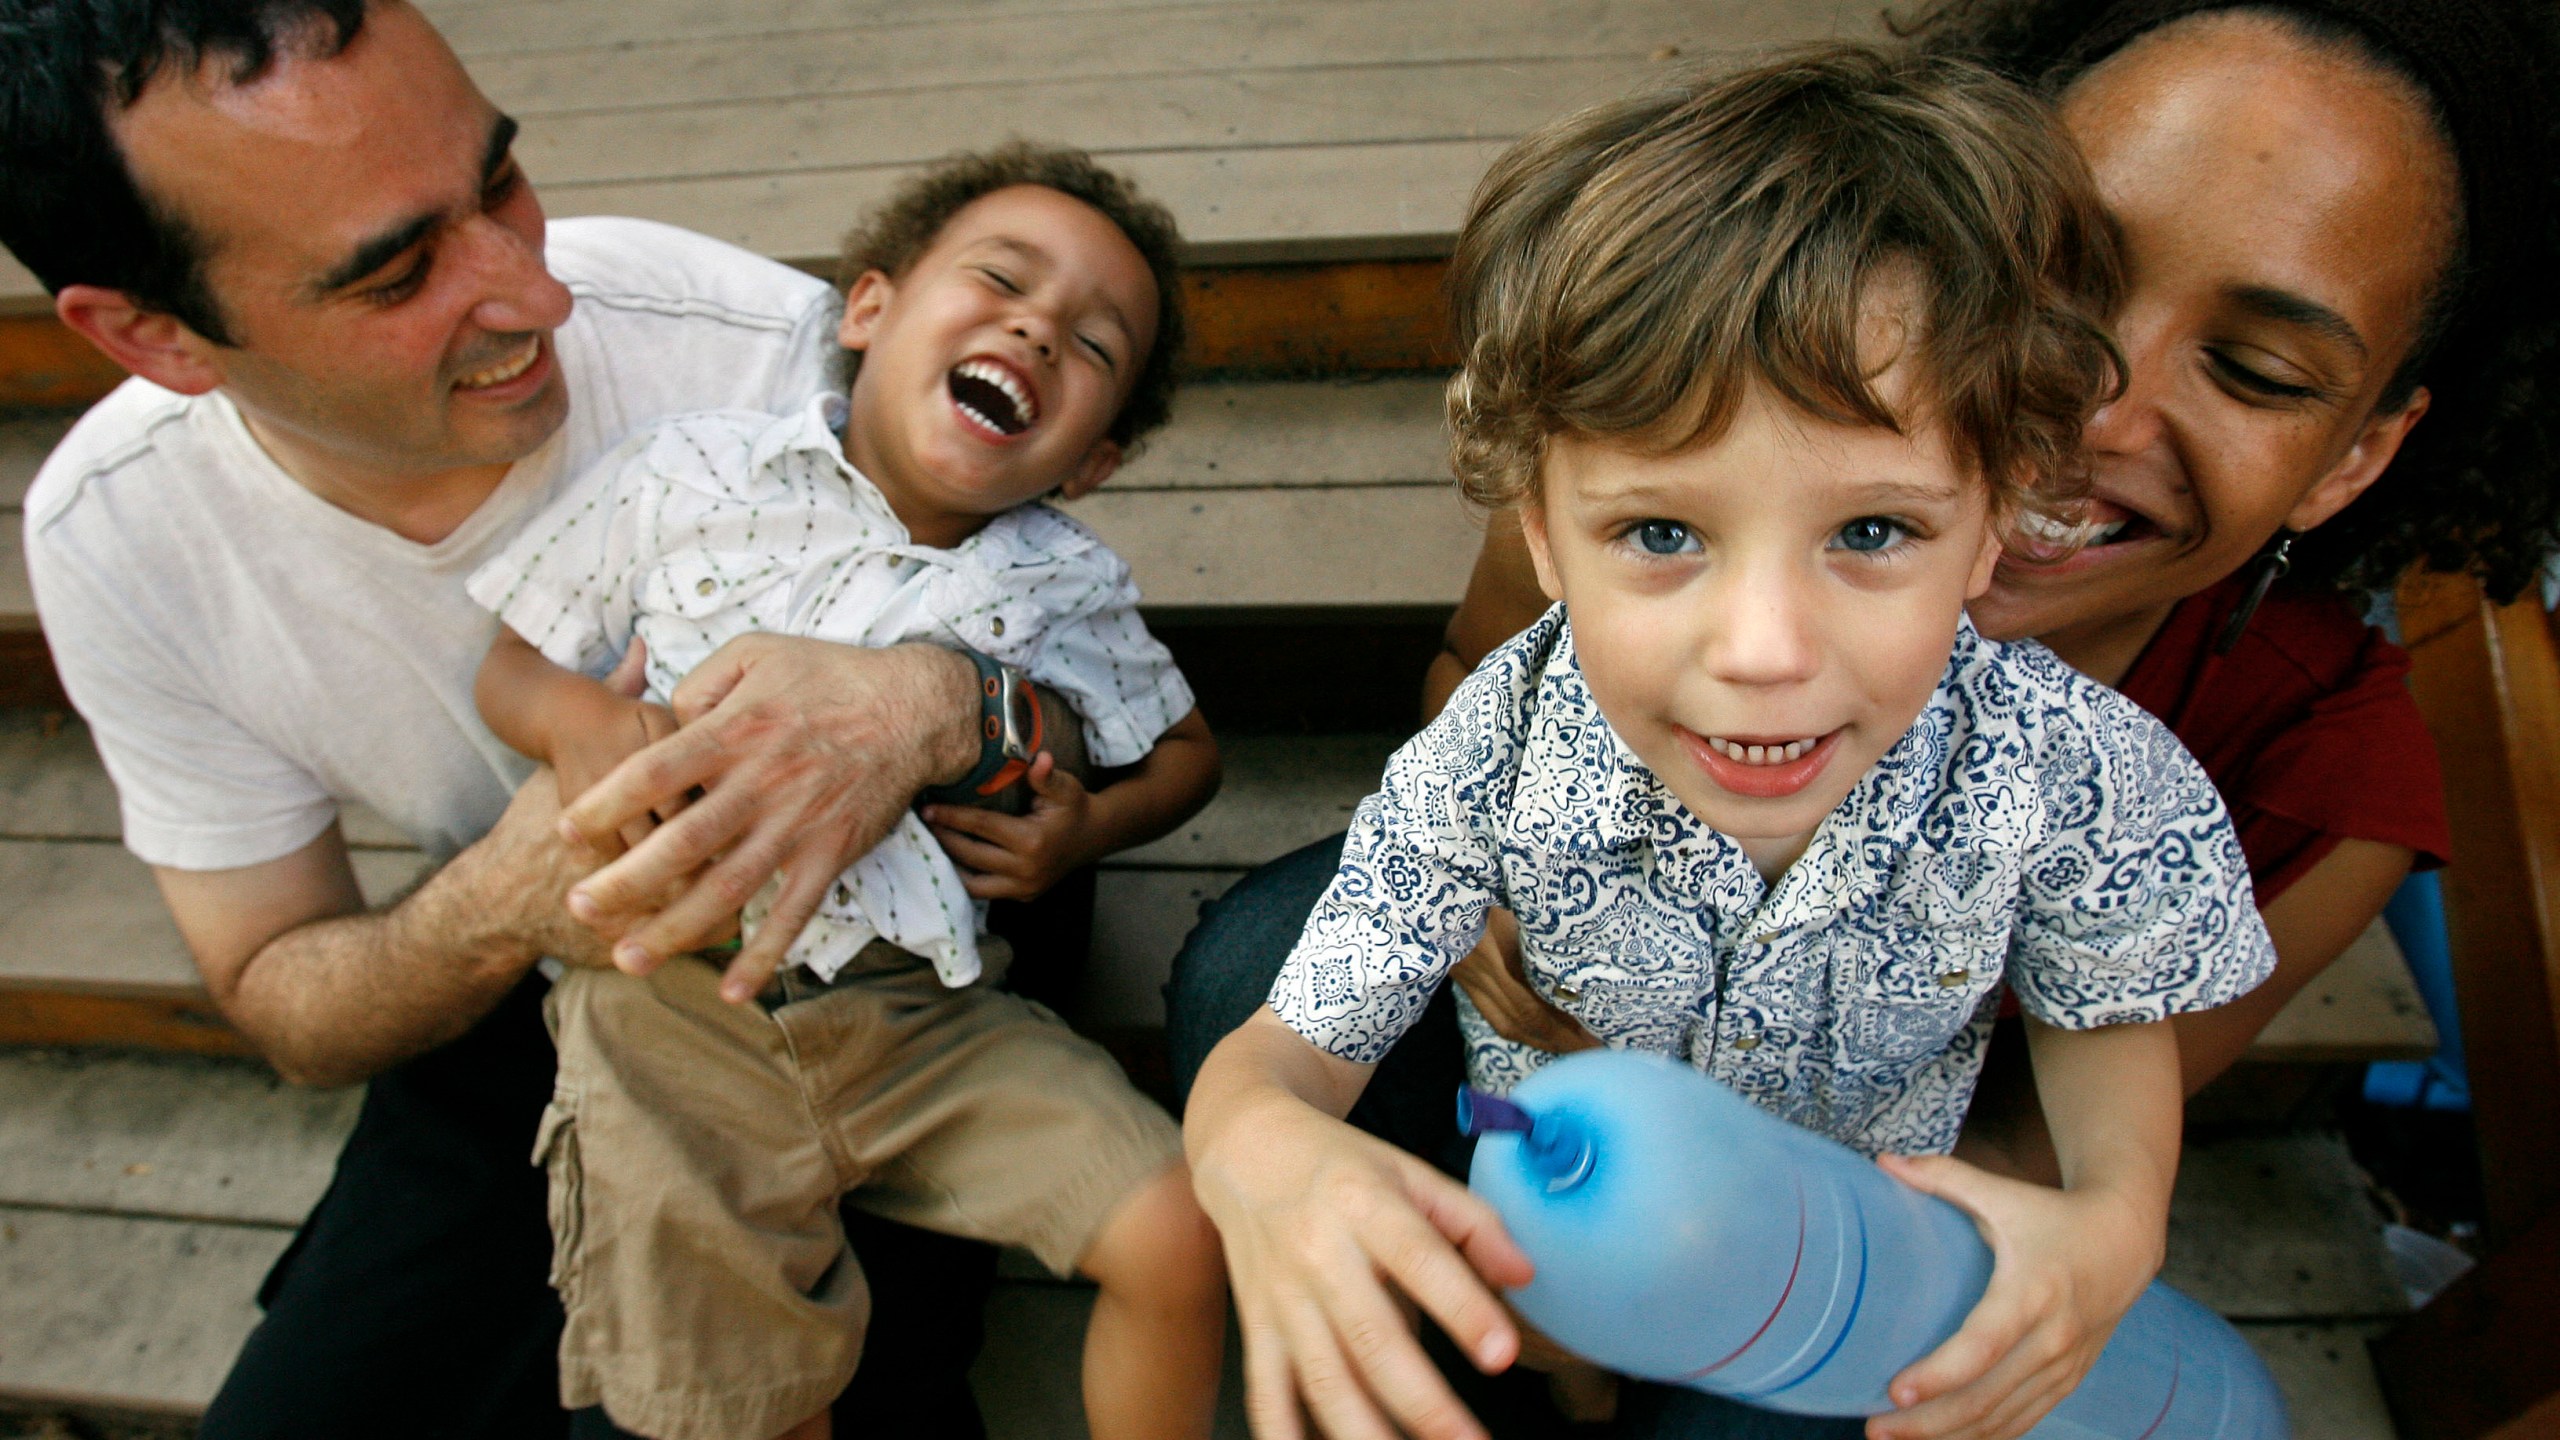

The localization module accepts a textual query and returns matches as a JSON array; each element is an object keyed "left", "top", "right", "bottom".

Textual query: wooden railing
[{"left": 2374, "top": 572, "right": 2560, "bottom": 1439}]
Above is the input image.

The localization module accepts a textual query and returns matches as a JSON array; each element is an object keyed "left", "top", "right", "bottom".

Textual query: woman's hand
[
  {"left": 1188, "top": 1012, "right": 1533, "bottom": 1440},
  {"left": 1450, "top": 909, "right": 1601, "bottom": 1056},
  {"left": 1864, "top": 1154, "right": 2163, "bottom": 1440}
]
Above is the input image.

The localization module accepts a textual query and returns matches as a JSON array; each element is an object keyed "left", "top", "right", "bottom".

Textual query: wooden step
[
  {"left": 0, "top": 710, "right": 2445, "bottom": 1072},
  {"left": 0, "top": 378, "right": 1476, "bottom": 708},
  {"left": 0, "top": 1047, "right": 2404, "bottom": 1435},
  {"left": 0, "top": 0, "right": 1857, "bottom": 308}
]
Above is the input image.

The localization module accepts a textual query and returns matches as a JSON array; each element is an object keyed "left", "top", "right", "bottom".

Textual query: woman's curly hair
[
  {"left": 1445, "top": 44, "right": 2122, "bottom": 537},
  {"left": 1899, "top": 0, "right": 2560, "bottom": 602}
]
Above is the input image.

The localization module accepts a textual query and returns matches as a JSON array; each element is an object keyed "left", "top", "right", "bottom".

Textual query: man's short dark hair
[
  {"left": 0, "top": 0, "right": 368, "bottom": 345},
  {"left": 838, "top": 141, "right": 1187, "bottom": 451}
]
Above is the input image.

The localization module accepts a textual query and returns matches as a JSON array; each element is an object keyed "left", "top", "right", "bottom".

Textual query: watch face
[{"left": 999, "top": 668, "right": 1038, "bottom": 760}]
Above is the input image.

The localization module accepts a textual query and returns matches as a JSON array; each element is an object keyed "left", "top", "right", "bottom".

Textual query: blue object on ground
[
  {"left": 1461, "top": 1050, "right": 2289, "bottom": 1437},
  {"left": 2363, "top": 871, "right": 2471, "bottom": 1111}
]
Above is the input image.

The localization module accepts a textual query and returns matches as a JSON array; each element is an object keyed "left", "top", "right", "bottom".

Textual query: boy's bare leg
[
  {"left": 774, "top": 1411, "right": 829, "bottom": 1440},
  {"left": 1076, "top": 1163, "right": 1228, "bottom": 1440}
]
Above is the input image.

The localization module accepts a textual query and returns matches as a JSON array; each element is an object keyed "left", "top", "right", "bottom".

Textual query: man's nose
[{"left": 463, "top": 214, "right": 573, "bottom": 336}]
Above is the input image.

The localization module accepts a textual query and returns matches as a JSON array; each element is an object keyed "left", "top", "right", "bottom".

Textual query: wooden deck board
[
  {"left": 0, "top": 1206, "right": 284, "bottom": 1416},
  {"left": 0, "top": 840, "right": 430, "bottom": 994},
  {"left": 0, "top": 417, "right": 67, "bottom": 512},
  {"left": 2249, "top": 920, "right": 2440, "bottom": 1064},
  {"left": 2243, "top": 1322, "right": 2398, "bottom": 1440},
  {"left": 1114, "top": 379, "right": 1445, "bottom": 492},
  {"left": 459, "top": 1, "right": 1773, "bottom": 115},
  {"left": 0, "top": 1051, "right": 353, "bottom": 1226},
  {"left": 2164, "top": 1133, "right": 2404, "bottom": 1321}
]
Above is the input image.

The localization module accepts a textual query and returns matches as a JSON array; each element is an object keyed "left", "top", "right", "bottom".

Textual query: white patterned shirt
[
  {"left": 469, "top": 394, "right": 1194, "bottom": 985},
  {"left": 1271, "top": 606, "right": 2275, "bottom": 1156}
]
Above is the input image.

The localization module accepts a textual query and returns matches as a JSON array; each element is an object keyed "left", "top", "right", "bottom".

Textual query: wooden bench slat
[
  {"left": 0, "top": 1050, "right": 355, "bottom": 1225},
  {"left": 460, "top": 0, "right": 1750, "bottom": 113},
  {"left": 2164, "top": 1133, "right": 2405, "bottom": 1321},
  {"left": 2247, "top": 918, "right": 2440, "bottom": 1064},
  {"left": 0, "top": 1205, "right": 285, "bottom": 1416}
]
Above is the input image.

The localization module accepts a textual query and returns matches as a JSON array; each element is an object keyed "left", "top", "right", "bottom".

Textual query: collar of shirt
[
  {"left": 1512, "top": 610, "right": 2044, "bottom": 942},
  {"left": 741, "top": 392, "right": 1096, "bottom": 579}
]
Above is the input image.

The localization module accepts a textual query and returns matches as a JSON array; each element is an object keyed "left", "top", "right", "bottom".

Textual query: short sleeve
[
  {"left": 27, "top": 524, "right": 333, "bottom": 870},
  {"left": 466, "top": 431, "right": 659, "bottom": 676},
  {"left": 2006, "top": 686, "right": 2278, "bottom": 1029},
  {"left": 1005, "top": 532, "right": 1194, "bottom": 768},
  {"left": 1269, "top": 618, "right": 1552, "bottom": 1062}
]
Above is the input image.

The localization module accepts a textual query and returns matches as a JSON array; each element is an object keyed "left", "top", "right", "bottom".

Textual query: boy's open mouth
[{"left": 948, "top": 359, "right": 1037, "bottom": 438}]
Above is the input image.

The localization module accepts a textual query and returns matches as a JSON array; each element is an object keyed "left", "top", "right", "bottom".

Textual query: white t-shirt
[
  {"left": 24, "top": 217, "right": 842, "bottom": 869},
  {"left": 468, "top": 395, "right": 1196, "bottom": 985}
]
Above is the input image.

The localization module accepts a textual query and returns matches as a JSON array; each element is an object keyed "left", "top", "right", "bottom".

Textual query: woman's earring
[{"left": 2213, "top": 530, "right": 2297, "bottom": 656}]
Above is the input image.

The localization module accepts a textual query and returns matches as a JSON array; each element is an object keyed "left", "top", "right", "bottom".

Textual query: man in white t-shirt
[{"left": 3, "top": 2, "right": 1034, "bottom": 1434}]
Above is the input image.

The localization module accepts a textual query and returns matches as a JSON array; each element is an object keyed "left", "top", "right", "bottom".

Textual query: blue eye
[
  {"left": 1833, "top": 517, "right": 1906, "bottom": 554},
  {"left": 1631, "top": 520, "right": 1698, "bottom": 555}
]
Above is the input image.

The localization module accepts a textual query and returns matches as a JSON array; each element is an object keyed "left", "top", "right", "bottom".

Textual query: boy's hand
[
  {"left": 551, "top": 695, "right": 683, "bottom": 858},
  {"left": 920, "top": 752, "right": 1101, "bottom": 902},
  {"left": 1866, "top": 1153, "right": 2162, "bottom": 1440}
]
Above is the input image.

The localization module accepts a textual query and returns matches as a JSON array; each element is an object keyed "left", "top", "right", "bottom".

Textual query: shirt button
[
  {"left": 695, "top": 577, "right": 716, "bottom": 596},
  {"left": 1754, "top": 932, "right": 1780, "bottom": 945},
  {"left": 832, "top": 883, "right": 852, "bottom": 908},
  {"left": 1936, "top": 969, "right": 1971, "bottom": 988},
  {"left": 1553, "top": 985, "right": 1581, "bottom": 1002},
  {"left": 1732, "top": 1033, "right": 1761, "bottom": 1052},
  {"left": 990, "top": 616, "right": 1006, "bottom": 637}
]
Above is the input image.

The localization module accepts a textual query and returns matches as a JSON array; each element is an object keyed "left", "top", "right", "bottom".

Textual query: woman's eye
[
  {"left": 1629, "top": 520, "right": 1698, "bottom": 556},
  {"left": 1832, "top": 517, "right": 1907, "bottom": 554},
  {"left": 2206, "top": 350, "right": 2322, "bottom": 402}
]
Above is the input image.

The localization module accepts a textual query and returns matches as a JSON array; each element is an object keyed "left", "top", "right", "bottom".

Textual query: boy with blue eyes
[
  {"left": 467, "top": 145, "right": 1225, "bottom": 1440},
  {"left": 1184, "top": 48, "right": 2279, "bottom": 1440}
]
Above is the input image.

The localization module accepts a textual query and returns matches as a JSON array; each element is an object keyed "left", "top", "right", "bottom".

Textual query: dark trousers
[
  {"left": 1162, "top": 835, "right": 1861, "bottom": 1440},
  {"left": 198, "top": 973, "right": 994, "bottom": 1440}
]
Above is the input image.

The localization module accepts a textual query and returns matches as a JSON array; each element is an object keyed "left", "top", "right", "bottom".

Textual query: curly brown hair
[
  {"left": 838, "top": 141, "right": 1186, "bottom": 450},
  {"left": 1899, "top": 0, "right": 2560, "bottom": 601},
  {"left": 1446, "top": 43, "right": 2122, "bottom": 539}
]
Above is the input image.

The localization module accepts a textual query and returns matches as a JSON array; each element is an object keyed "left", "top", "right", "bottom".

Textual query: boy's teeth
[
  {"left": 1708, "top": 736, "right": 1813, "bottom": 765},
  {"left": 951, "top": 359, "right": 1037, "bottom": 432}
]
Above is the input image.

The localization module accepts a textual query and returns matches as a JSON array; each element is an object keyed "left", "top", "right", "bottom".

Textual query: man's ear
[
  {"left": 1519, "top": 493, "right": 1565, "bottom": 602},
  {"left": 836, "top": 270, "right": 895, "bottom": 353},
  {"left": 54, "top": 284, "right": 223, "bottom": 396},
  {"left": 2286, "top": 387, "right": 2431, "bottom": 533},
  {"left": 1056, "top": 438, "right": 1123, "bottom": 501}
]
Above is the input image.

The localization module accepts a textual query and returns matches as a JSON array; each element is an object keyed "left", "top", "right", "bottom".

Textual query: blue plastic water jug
[{"left": 1458, "top": 1049, "right": 2287, "bottom": 1437}]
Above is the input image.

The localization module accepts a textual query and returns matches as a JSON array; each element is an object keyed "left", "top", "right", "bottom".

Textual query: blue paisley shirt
[{"left": 1270, "top": 606, "right": 2276, "bottom": 1157}]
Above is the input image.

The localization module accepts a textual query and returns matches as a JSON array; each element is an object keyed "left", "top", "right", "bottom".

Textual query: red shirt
[{"left": 2113, "top": 572, "right": 2452, "bottom": 905}]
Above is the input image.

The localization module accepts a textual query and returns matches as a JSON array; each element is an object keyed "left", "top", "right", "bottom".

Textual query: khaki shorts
[{"left": 537, "top": 941, "right": 1182, "bottom": 1440}]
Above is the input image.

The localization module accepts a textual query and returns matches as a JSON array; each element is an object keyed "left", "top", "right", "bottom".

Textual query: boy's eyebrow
[
  {"left": 2226, "top": 283, "right": 2367, "bottom": 359},
  {"left": 971, "top": 234, "right": 1138, "bottom": 335},
  {"left": 312, "top": 113, "right": 521, "bottom": 296},
  {"left": 1839, "top": 475, "right": 1964, "bottom": 505}
]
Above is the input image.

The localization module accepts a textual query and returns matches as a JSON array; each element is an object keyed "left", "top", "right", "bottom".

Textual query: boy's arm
[
  {"left": 920, "top": 707, "right": 1218, "bottom": 901},
  {"left": 476, "top": 630, "right": 678, "bottom": 852},
  {"left": 1187, "top": 1007, "right": 1531, "bottom": 1440},
  {"left": 1870, "top": 1017, "right": 2179, "bottom": 1440}
]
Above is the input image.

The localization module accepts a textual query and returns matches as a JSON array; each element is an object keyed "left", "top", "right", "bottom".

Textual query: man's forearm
[{"left": 223, "top": 839, "right": 552, "bottom": 1087}]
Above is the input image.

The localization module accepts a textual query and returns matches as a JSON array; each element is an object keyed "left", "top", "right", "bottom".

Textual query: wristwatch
[{"left": 921, "top": 646, "right": 1043, "bottom": 803}]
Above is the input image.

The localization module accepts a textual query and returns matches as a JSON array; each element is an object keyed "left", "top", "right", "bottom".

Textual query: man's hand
[
  {"left": 557, "top": 636, "right": 978, "bottom": 1002},
  {"left": 921, "top": 753, "right": 1101, "bottom": 902},
  {"left": 1450, "top": 909, "right": 1602, "bottom": 1056},
  {"left": 1864, "top": 1155, "right": 2161, "bottom": 1440}
]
